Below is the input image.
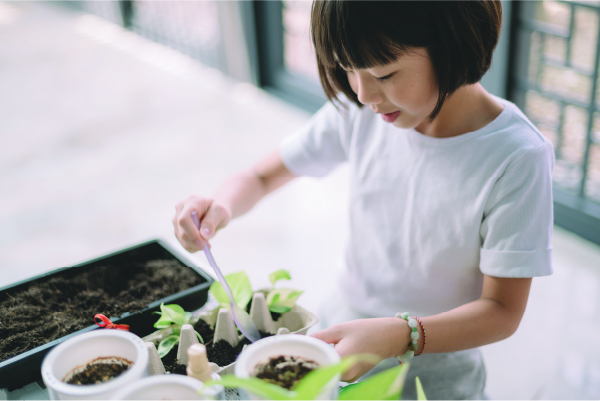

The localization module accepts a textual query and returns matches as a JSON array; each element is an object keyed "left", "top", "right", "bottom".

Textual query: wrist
[
  {"left": 388, "top": 317, "right": 412, "bottom": 359},
  {"left": 393, "top": 313, "right": 426, "bottom": 363},
  {"left": 414, "top": 318, "right": 425, "bottom": 355}
]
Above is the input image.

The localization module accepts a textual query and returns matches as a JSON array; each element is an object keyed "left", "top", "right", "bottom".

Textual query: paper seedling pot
[
  {"left": 41, "top": 330, "right": 149, "bottom": 400},
  {"left": 143, "top": 292, "right": 318, "bottom": 375},
  {"left": 112, "top": 374, "right": 224, "bottom": 400},
  {"left": 234, "top": 335, "right": 341, "bottom": 400}
]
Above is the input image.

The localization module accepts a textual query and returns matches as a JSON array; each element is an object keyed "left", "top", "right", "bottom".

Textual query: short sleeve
[
  {"left": 279, "top": 101, "right": 353, "bottom": 177},
  {"left": 480, "top": 141, "right": 555, "bottom": 277}
]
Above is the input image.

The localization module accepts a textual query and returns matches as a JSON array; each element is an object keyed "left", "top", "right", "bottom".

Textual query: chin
[
  {"left": 392, "top": 119, "right": 414, "bottom": 129},
  {"left": 393, "top": 113, "right": 427, "bottom": 130}
]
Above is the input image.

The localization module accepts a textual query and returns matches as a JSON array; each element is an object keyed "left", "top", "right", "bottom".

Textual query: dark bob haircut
[{"left": 310, "top": 1, "right": 502, "bottom": 120}]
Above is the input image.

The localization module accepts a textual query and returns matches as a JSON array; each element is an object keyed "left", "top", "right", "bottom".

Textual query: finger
[
  {"left": 199, "top": 202, "right": 230, "bottom": 240},
  {"left": 310, "top": 327, "right": 342, "bottom": 345},
  {"left": 178, "top": 203, "right": 211, "bottom": 251}
]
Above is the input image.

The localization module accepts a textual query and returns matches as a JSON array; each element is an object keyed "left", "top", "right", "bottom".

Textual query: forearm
[
  {"left": 417, "top": 298, "right": 519, "bottom": 354},
  {"left": 213, "top": 149, "right": 296, "bottom": 219},
  {"left": 212, "top": 171, "right": 279, "bottom": 219},
  {"left": 411, "top": 277, "right": 532, "bottom": 355}
]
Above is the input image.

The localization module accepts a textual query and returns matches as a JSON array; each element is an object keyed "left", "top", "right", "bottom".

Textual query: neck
[{"left": 415, "top": 83, "right": 503, "bottom": 138}]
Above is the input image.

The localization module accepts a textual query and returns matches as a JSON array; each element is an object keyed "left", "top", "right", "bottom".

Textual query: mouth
[{"left": 380, "top": 110, "right": 401, "bottom": 123}]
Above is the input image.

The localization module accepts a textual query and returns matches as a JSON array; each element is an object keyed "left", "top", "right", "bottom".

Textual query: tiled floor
[{"left": 1, "top": 2, "right": 599, "bottom": 399}]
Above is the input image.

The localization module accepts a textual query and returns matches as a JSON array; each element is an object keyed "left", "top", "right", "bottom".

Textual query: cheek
[
  {"left": 395, "top": 81, "right": 438, "bottom": 110},
  {"left": 347, "top": 72, "right": 358, "bottom": 94}
]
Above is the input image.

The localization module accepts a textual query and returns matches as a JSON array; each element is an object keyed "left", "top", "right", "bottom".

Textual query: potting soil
[
  {"left": 158, "top": 319, "right": 273, "bottom": 372},
  {"left": 64, "top": 356, "right": 132, "bottom": 385},
  {"left": 161, "top": 346, "right": 187, "bottom": 375},
  {"left": 253, "top": 355, "right": 319, "bottom": 390},
  {"left": 0, "top": 260, "right": 203, "bottom": 363}
]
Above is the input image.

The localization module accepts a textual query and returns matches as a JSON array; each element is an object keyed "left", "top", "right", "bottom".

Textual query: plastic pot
[
  {"left": 111, "top": 373, "right": 224, "bottom": 400},
  {"left": 234, "top": 335, "right": 340, "bottom": 400},
  {"left": 41, "top": 330, "right": 149, "bottom": 400}
]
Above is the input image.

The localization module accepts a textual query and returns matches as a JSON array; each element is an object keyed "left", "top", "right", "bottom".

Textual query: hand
[
  {"left": 173, "top": 195, "right": 232, "bottom": 252},
  {"left": 310, "top": 318, "right": 409, "bottom": 382}
]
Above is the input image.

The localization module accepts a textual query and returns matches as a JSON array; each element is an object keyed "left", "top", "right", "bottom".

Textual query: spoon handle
[{"left": 190, "top": 211, "right": 261, "bottom": 343}]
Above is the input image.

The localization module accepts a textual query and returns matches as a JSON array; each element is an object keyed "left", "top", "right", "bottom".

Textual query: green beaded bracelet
[{"left": 395, "top": 312, "right": 419, "bottom": 363}]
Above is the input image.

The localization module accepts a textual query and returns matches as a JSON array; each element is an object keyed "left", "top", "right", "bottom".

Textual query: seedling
[
  {"left": 266, "top": 269, "right": 304, "bottom": 314},
  {"left": 209, "top": 270, "right": 304, "bottom": 316},
  {"left": 153, "top": 303, "right": 203, "bottom": 358},
  {"left": 210, "top": 271, "right": 254, "bottom": 311},
  {"left": 201, "top": 354, "right": 426, "bottom": 400}
]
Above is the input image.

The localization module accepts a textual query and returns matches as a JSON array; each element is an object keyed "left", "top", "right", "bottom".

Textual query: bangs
[{"left": 311, "top": 1, "right": 408, "bottom": 71}]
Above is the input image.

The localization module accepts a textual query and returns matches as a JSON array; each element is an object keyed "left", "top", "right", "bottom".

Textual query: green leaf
[
  {"left": 184, "top": 312, "right": 193, "bottom": 324},
  {"left": 292, "top": 355, "right": 379, "bottom": 400},
  {"left": 416, "top": 376, "right": 427, "bottom": 400},
  {"left": 195, "top": 330, "right": 204, "bottom": 344},
  {"left": 271, "top": 293, "right": 281, "bottom": 305},
  {"left": 268, "top": 304, "right": 293, "bottom": 314},
  {"left": 267, "top": 289, "right": 304, "bottom": 313},
  {"left": 154, "top": 319, "right": 173, "bottom": 329},
  {"left": 269, "top": 269, "right": 291, "bottom": 287},
  {"left": 153, "top": 303, "right": 187, "bottom": 329},
  {"left": 338, "top": 363, "right": 409, "bottom": 400},
  {"left": 209, "top": 271, "right": 253, "bottom": 310},
  {"left": 157, "top": 334, "right": 180, "bottom": 358},
  {"left": 204, "top": 376, "right": 294, "bottom": 400}
]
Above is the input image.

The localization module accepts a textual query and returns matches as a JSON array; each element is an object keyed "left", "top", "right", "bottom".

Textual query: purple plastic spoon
[{"left": 191, "top": 211, "right": 261, "bottom": 343}]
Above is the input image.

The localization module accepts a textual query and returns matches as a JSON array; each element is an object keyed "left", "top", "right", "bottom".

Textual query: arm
[
  {"left": 311, "top": 274, "right": 532, "bottom": 381},
  {"left": 173, "top": 149, "right": 296, "bottom": 252},
  {"left": 213, "top": 149, "right": 297, "bottom": 219},
  {"left": 418, "top": 275, "right": 531, "bottom": 352}
]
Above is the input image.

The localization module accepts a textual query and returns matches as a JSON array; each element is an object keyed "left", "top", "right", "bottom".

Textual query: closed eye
[{"left": 375, "top": 73, "right": 395, "bottom": 82}]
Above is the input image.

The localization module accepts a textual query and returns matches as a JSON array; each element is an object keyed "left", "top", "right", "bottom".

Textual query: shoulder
[{"left": 484, "top": 97, "right": 555, "bottom": 167}]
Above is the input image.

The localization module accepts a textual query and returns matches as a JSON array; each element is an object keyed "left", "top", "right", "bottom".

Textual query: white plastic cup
[
  {"left": 234, "top": 334, "right": 341, "bottom": 400},
  {"left": 41, "top": 330, "right": 149, "bottom": 400},
  {"left": 111, "top": 373, "right": 224, "bottom": 400}
]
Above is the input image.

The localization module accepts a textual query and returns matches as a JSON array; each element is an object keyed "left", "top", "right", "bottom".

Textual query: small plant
[
  {"left": 153, "top": 303, "right": 203, "bottom": 358},
  {"left": 209, "top": 270, "right": 304, "bottom": 315},
  {"left": 210, "top": 271, "right": 254, "bottom": 311},
  {"left": 266, "top": 269, "right": 304, "bottom": 314},
  {"left": 202, "top": 354, "right": 427, "bottom": 400}
]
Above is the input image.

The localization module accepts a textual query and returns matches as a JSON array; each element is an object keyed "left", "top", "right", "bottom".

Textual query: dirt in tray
[{"left": 0, "top": 260, "right": 203, "bottom": 363}]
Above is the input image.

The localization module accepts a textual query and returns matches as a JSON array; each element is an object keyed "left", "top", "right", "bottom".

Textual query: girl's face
[{"left": 344, "top": 48, "right": 439, "bottom": 130}]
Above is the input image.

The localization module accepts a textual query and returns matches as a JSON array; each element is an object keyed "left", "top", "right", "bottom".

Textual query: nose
[{"left": 356, "top": 76, "right": 383, "bottom": 106}]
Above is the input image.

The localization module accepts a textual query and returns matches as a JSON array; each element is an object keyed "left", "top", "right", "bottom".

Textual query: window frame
[
  {"left": 507, "top": 0, "right": 600, "bottom": 246},
  {"left": 252, "top": 1, "right": 326, "bottom": 113}
]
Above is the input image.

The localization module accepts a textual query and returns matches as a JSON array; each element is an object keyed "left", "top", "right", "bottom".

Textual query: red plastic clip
[{"left": 94, "top": 314, "right": 130, "bottom": 331}]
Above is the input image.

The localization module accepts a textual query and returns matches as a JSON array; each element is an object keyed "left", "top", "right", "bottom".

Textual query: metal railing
[{"left": 72, "top": 1, "right": 222, "bottom": 69}]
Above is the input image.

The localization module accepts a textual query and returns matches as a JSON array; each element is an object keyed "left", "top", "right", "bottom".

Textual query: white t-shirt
[{"left": 280, "top": 97, "right": 554, "bottom": 318}]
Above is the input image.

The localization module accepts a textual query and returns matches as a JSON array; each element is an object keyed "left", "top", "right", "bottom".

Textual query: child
[{"left": 173, "top": 1, "right": 554, "bottom": 399}]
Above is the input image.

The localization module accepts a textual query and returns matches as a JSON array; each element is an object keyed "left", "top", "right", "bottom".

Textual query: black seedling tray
[{"left": 0, "top": 239, "right": 213, "bottom": 391}]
